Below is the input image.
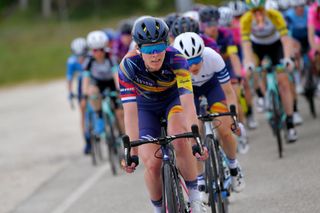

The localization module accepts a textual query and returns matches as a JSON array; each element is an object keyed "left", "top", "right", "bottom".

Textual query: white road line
[{"left": 51, "top": 163, "right": 109, "bottom": 213}]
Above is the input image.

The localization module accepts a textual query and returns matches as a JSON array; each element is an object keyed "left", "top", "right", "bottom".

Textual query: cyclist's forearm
[
  {"left": 113, "top": 72, "right": 120, "bottom": 90},
  {"left": 242, "top": 41, "right": 255, "bottom": 66},
  {"left": 229, "top": 53, "right": 242, "bottom": 76},
  {"left": 123, "top": 102, "right": 139, "bottom": 155},
  {"left": 179, "top": 93, "right": 199, "bottom": 131},
  {"left": 280, "top": 35, "right": 293, "bottom": 58},
  {"left": 221, "top": 82, "right": 238, "bottom": 114},
  {"left": 67, "top": 80, "right": 73, "bottom": 93},
  {"left": 308, "top": 25, "right": 316, "bottom": 50}
]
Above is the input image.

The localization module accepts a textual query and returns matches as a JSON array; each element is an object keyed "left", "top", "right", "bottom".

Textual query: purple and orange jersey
[
  {"left": 200, "top": 34, "right": 220, "bottom": 53},
  {"left": 118, "top": 46, "right": 193, "bottom": 104},
  {"left": 112, "top": 37, "right": 130, "bottom": 63}
]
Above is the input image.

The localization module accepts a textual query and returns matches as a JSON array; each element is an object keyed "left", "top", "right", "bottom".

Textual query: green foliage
[
  {"left": 195, "top": 0, "right": 225, "bottom": 6},
  {"left": 0, "top": 17, "right": 120, "bottom": 86},
  {"left": 0, "top": 0, "right": 176, "bottom": 87}
]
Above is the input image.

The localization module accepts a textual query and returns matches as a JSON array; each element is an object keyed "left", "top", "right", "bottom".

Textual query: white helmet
[
  {"left": 183, "top": 11, "right": 200, "bottom": 22},
  {"left": 70, "top": 37, "right": 87, "bottom": 56},
  {"left": 86, "top": 30, "right": 109, "bottom": 49},
  {"left": 228, "top": 1, "right": 247, "bottom": 17},
  {"left": 265, "top": 0, "right": 279, "bottom": 10},
  {"left": 173, "top": 32, "right": 204, "bottom": 59},
  {"left": 218, "top": 7, "right": 233, "bottom": 27},
  {"left": 277, "top": 0, "right": 291, "bottom": 11},
  {"left": 290, "top": 0, "right": 306, "bottom": 7}
]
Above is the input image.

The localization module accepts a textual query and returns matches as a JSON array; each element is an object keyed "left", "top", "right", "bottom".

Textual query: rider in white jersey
[{"left": 173, "top": 32, "right": 246, "bottom": 195}]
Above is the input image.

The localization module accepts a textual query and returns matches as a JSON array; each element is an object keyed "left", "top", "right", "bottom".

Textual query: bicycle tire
[
  {"left": 88, "top": 111, "right": 98, "bottom": 166},
  {"left": 105, "top": 114, "right": 118, "bottom": 175},
  {"left": 217, "top": 149, "right": 229, "bottom": 213},
  {"left": 304, "top": 66, "right": 317, "bottom": 118},
  {"left": 163, "top": 162, "right": 178, "bottom": 213},
  {"left": 205, "top": 135, "right": 226, "bottom": 213},
  {"left": 271, "top": 91, "right": 283, "bottom": 158}
]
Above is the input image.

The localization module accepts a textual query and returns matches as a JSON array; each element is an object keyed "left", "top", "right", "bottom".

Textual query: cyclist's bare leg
[
  {"left": 277, "top": 73, "right": 294, "bottom": 115},
  {"left": 138, "top": 143, "right": 163, "bottom": 201},
  {"left": 214, "top": 116, "right": 237, "bottom": 160},
  {"left": 168, "top": 112, "right": 198, "bottom": 181},
  {"left": 244, "top": 75, "right": 254, "bottom": 113},
  {"left": 232, "top": 83, "right": 245, "bottom": 123},
  {"left": 88, "top": 85, "right": 101, "bottom": 111},
  {"left": 80, "top": 99, "right": 86, "bottom": 135}
]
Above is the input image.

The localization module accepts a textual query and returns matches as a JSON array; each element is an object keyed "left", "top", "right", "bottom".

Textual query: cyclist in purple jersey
[
  {"left": 221, "top": 5, "right": 258, "bottom": 129},
  {"left": 199, "top": 6, "right": 242, "bottom": 82},
  {"left": 169, "top": 16, "right": 220, "bottom": 52},
  {"left": 112, "top": 20, "right": 133, "bottom": 63},
  {"left": 119, "top": 17, "right": 208, "bottom": 213},
  {"left": 199, "top": 6, "right": 250, "bottom": 127}
]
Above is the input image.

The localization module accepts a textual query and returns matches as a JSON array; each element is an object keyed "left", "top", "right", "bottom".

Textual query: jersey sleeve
[
  {"left": 171, "top": 52, "right": 193, "bottom": 95},
  {"left": 267, "top": 9, "right": 288, "bottom": 36},
  {"left": 225, "top": 30, "right": 238, "bottom": 55},
  {"left": 118, "top": 58, "right": 137, "bottom": 103},
  {"left": 206, "top": 48, "right": 230, "bottom": 84},
  {"left": 66, "top": 59, "right": 75, "bottom": 81},
  {"left": 308, "top": 4, "right": 317, "bottom": 27},
  {"left": 240, "top": 11, "right": 253, "bottom": 42}
]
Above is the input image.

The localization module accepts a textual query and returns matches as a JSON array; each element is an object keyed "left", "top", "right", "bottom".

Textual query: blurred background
[
  {"left": 1, "top": 1, "right": 320, "bottom": 213},
  {"left": 0, "top": 0, "right": 224, "bottom": 87}
]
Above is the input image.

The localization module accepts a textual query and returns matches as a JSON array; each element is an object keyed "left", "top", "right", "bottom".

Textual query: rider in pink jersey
[{"left": 308, "top": 1, "right": 320, "bottom": 59}]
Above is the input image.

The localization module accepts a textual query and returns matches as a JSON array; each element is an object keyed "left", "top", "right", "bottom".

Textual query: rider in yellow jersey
[{"left": 240, "top": 0, "right": 298, "bottom": 142}]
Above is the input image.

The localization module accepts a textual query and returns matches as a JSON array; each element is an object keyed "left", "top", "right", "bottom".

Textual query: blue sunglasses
[
  {"left": 140, "top": 43, "right": 167, "bottom": 54},
  {"left": 187, "top": 56, "right": 203, "bottom": 66}
]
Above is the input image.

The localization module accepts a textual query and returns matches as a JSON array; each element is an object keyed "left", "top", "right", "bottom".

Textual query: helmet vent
[
  {"left": 179, "top": 40, "right": 184, "bottom": 50},
  {"left": 184, "top": 50, "right": 190, "bottom": 57},
  {"left": 197, "top": 46, "right": 202, "bottom": 54},
  {"left": 138, "top": 33, "right": 144, "bottom": 40},
  {"left": 191, "top": 37, "right": 196, "bottom": 46}
]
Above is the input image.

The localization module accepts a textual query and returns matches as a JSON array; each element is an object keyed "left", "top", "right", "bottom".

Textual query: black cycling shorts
[
  {"left": 252, "top": 39, "right": 284, "bottom": 66},
  {"left": 90, "top": 78, "right": 120, "bottom": 109}
]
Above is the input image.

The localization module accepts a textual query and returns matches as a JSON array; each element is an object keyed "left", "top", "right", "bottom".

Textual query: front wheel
[
  {"left": 270, "top": 91, "right": 283, "bottom": 158},
  {"left": 204, "top": 135, "right": 227, "bottom": 213},
  {"left": 105, "top": 114, "right": 118, "bottom": 175}
]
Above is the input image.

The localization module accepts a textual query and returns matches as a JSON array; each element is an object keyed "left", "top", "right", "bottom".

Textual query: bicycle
[
  {"left": 68, "top": 94, "right": 101, "bottom": 163},
  {"left": 253, "top": 60, "right": 286, "bottom": 158},
  {"left": 91, "top": 89, "right": 124, "bottom": 175},
  {"left": 122, "top": 122, "right": 203, "bottom": 213},
  {"left": 198, "top": 101, "right": 237, "bottom": 213}
]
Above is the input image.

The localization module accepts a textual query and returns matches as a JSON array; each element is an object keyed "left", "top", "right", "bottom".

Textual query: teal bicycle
[
  {"left": 254, "top": 59, "right": 286, "bottom": 158},
  {"left": 90, "top": 89, "right": 123, "bottom": 175}
]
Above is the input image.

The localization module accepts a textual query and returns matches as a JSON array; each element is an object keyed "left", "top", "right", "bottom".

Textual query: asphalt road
[{"left": 1, "top": 81, "right": 320, "bottom": 213}]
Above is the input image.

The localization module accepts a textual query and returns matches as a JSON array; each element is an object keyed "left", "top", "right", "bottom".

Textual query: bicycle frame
[
  {"left": 123, "top": 124, "right": 202, "bottom": 213},
  {"left": 264, "top": 69, "right": 286, "bottom": 129}
]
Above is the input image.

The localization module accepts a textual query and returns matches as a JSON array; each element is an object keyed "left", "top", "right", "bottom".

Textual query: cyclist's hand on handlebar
[
  {"left": 245, "top": 63, "right": 255, "bottom": 73},
  {"left": 231, "top": 124, "right": 241, "bottom": 137},
  {"left": 121, "top": 155, "right": 139, "bottom": 173},
  {"left": 192, "top": 145, "right": 209, "bottom": 161},
  {"left": 283, "top": 57, "right": 295, "bottom": 71},
  {"left": 68, "top": 92, "right": 74, "bottom": 101}
]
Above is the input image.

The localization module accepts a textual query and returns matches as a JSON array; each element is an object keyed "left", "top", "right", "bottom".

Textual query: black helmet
[
  {"left": 199, "top": 6, "right": 220, "bottom": 23},
  {"left": 132, "top": 16, "right": 169, "bottom": 46},
  {"left": 171, "top": 16, "right": 200, "bottom": 38},
  {"left": 119, "top": 19, "right": 133, "bottom": 35},
  {"left": 164, "top": 13, "right": 180, "bottom": 30}
]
